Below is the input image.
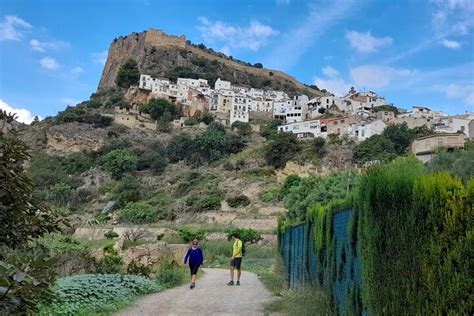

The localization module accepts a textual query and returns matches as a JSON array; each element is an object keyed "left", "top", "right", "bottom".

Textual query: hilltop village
[{"left": 110, "top": 74, "right": 474, "bottom": 161}]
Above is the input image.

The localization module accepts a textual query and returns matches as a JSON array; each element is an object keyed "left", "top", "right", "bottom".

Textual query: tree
[
  {"left": 264, "top": 132, "right": 301, "bottom": 168},
  {"left": 312, "top": 137, "right": 326, "bottom": 158},
  {"left": 0, "top": 111, "right": 62, "bottom": 314},
  {"left": 137, "top": 142, "right": 168, "bottom": 174},
  {"left": 167, "top": 133, "right": 196, "bottom": 163},
  {"left": 201, "top": 113, "right": 214, "bottom": 125},
  {"left": 253, "top": 62, "right": 263, "bottom": 68},
  {"left": 232, "top": 121, "right": 252, "bottom": 137},
  {"left": 318, "top": 108, "right": 326, "bottom": 114},
  {"left": 115, "top": 58, "right": 140, "bottom": 88},
  {"left": 260, "top": 119, "right": 283, "bottom": 140},
  {"left": 353, "top": 134, "right": 397, "bottom": 164},
  {"left": 100, "top": 149, "right": 138, "bottom": 180},
  {"left": 140, "top": 98, "right": 177, "bottom": 121},
  {"left": 382, "top": 123, "right": 413, "bottom": 155}
]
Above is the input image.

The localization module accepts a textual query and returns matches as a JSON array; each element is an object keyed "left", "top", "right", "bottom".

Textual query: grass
[{"left": 265, "top": 287, "right": 333, "bottom": 315}]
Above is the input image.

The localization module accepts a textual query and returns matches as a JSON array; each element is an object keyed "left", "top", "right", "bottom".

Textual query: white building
[
  {"left": 177, "top": 78, "right": 211, "bottom": 96},
  {"left": 434, "top": 114, "right": 474, "bottom": 138},
  {"left": 214, "top": 78, "right": 232, "bottom": 91},
  {"left": 348, "top": 120, "right": 387, "bottom": 141},
  {"left": 278, "top": 119, "right": 326, "bottom": 139}
]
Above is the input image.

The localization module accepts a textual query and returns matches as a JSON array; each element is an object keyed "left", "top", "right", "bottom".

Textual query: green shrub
[
  {"left": 100, "top": 149, "right": 138, "bottom": 180},
  {"left": 201, "top": 113, "right": 214, "bottom": 125},
  {"left": 140, "top": 98, "right": 177, "bottom": 121},
  {"left": 195, "top": 189, "right": 224, "bottom": 211},
  {"left": 44, "top": 183, "right": 73, "bottom": 207},
  {"left": 178, "top": 228, "right": 205, "bottom": 242},
  {"left": 119, "top": 202, "right": 158, "bottom": 224},
  {"left": 116, "top": 58, "right": 140, "bottom": 88},
  {"left": 113, "top": 175, "right": 142, "bottom": 209},
  {"left": 167, "top": 133, "right": 196, "bottom": 163},
  {"left": 232, "top": 121, "right": 252, "bottom": 137},
  {"left": 61, "top": 152, "right": 93, "bottom": 175},
  {"left": 104, "top": 230, "right": 119, "bottom": 239},
  {"left": 39, "top": 274, "right": 160, "bottom": 315},
  {"left": 136, "top": 142, "right": 168, "bottom": 174},
  {"left": 184, "top": 117, "right": 201, "bottom": 126},
  {"left": 226, "top": 195, "right": 251, "bottom": 208},
  {"left": 127, "top": 260, "right": 152, "bottom": 277},
  {"left": 260, "top": 119, "right": 283, "bottom": 140},
  {"left": 427, "top": 146, "right": 474, "bottom": 183},
  {"left": 156, "top": 261, "right": 186, "bottom": 288},
  {"left": 264, "top": 132, "right": 301, "bottom": 168},
  {"left": 227, "top": 228, "right": 261, "bottom": 244},
  {"left": 259, "top": 187, "right": 280, "bottom": 202}
]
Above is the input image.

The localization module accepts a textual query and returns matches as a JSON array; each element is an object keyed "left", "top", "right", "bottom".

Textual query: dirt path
[{"left": 116, "top": 268, "right": 274, "bottom": 316}]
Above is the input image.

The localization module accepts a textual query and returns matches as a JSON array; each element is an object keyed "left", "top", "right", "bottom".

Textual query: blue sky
[{"left": 1, "top": 0, "right": 473, "bottom": 123}]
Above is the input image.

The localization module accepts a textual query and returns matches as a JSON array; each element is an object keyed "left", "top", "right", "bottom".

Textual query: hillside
[{"left": 98, "top": 29, "right": 323, "bottom": 98}]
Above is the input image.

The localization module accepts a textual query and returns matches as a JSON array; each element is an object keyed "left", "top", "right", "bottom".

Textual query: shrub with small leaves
[
  {"left": 226, "top": 195, "right": 251, "bottom": 208},
  {"left": 104, "top": 230, "right": 119, "bottom": 239}
]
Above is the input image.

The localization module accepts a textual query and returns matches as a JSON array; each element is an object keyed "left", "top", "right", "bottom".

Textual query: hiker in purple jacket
[{"left": 184, "top": 239, "right": 204, "bottom": 289}]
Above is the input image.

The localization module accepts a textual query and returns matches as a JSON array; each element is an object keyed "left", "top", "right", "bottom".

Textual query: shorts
[
  {"left": 230, "top": 257, "right": 242, "bottom": 269},
  {"left": 189, "top": 264, "right": 200, "bottom": 275}
]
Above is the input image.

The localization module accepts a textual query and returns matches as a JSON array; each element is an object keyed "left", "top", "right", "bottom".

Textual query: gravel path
[{"left": 116, "top": 268, "right": 274, "bottom": 316}]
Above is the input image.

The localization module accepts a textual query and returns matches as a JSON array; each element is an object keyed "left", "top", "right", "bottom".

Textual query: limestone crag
[{"left": 98, "top": 29, "right": 323, "bottom": 98}]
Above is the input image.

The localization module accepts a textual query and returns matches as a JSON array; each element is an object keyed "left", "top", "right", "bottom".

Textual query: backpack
[{"left": 241, "top": 241, "right": 246, "bottom": 256}]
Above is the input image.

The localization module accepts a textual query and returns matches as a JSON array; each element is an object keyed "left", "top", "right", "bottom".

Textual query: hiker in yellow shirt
[{"left": 227, "top": 233, "right": 242, "bottom": 286}]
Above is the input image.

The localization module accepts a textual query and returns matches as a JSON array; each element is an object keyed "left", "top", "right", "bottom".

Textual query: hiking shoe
[
  {"left": 227, "top": 280, "right": 234, "bottom": 286},
  {"left": 190, "top": 283, "right": 195, "bottom": 289},
  {"left": 236, "top": 281, "right": 240, "bottom": 286}
]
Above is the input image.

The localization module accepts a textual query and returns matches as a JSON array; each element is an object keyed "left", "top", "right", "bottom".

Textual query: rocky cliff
[{"left": 98, "top": 29, "right": 323, "bottom": 98}]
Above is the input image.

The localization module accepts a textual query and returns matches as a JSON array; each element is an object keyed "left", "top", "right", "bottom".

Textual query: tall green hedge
[{"left": 356, "top": 157, "right": 473, "bottom": 314}]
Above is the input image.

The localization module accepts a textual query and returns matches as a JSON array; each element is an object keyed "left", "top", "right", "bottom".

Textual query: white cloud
[
  {"left": 198, "top": 17, "right": 279, "bottom": 51},
  {"left": 40, "top": 57, "right": 60, "bottom": 70},
  {"left": 0, "top": 15, "right": 32, "bottom": 41},
  {"left": 440, "top": 38, "right": 461, "bottom": 49},
  {"left": 350, "top": 65, "right": 414, "bottom": 89},
  {"left": 345, "top": 30, "right": 393, "bottom": 53},
  {"left": 92, "top": 50, "right": 108, "bottom": 65},
  {"left": 264, "top": 0, "right": 356, "bottom": 70},
  {"left": 431, "top": 0, "right": 474, "bottom": 36},
  {"left": 30, "top": 39, "right": 70, "bottom": 52},
  {"left": 0, "top": 99, "right": 38, "bottom": 124},
  {"left": 71, "top": 66, "right": 84, "bottom": 75},
  {"left": 313, "top": 66, "right": 351, "bottom": 97},
  {"left": 436, "top": 83, "right": 474, "bottom": 105},
  {"left": 322, "top": 66, "right": 339, "bottom": 78}
]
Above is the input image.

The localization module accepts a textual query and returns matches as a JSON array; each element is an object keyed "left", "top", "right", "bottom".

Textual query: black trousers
[{"left": 189, "top": 264, "right": 200, "bottom": 275}]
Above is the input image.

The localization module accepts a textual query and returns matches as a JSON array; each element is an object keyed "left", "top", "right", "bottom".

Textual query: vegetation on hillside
[{"left": 116, "top": 58, "right": 140, "bottom": 88}]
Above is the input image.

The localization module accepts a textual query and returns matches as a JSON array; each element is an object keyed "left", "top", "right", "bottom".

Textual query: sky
[{"left": 0, "top": 0, "right": 473, "bottom": 123}]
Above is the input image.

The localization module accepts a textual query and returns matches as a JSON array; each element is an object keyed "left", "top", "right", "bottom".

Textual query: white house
[
  {"left": 214, "top": 78, "right": 232, "bottom": 91},
  {"left": 348, "top": 120, "right": 387, "bottom": 141},
  {"left": 230, "top": 94, "right": 250, "bottom": 125},
  {"left": 278, "top": 119, "right": 326, "bottom": 139}
]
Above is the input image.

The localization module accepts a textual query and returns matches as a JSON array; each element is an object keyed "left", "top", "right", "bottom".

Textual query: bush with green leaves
[
  {"left": 119, "top": 202, "right": 158, "bottom": 224},
  {"left": 201, "top": 113, "right": 214, "bottom": 125},
  {"left": 226, "top": 195, "right": 251, "bottom": 208},
  {"left": 227, "top": 228, "right": 261, "bottom": 244},
  {"left": 186, "top": 187, "right": 224, "bottom": 212},
  {"left": 0, "top": 115, "right": 63, "bottom": 314},
  {"left": 126, "top": 260, "right": 152, "bottom": 277},
  {"left": 355, "top": 157, "right": 473, "bottom": 314},
  {"left": 184, "top": 117, "right": 201, "bottom": 126},
  {"left": 43, "top": 183, "right": 73, "bottom": 207},
  {"left": 264, "top": 132, "right": 301, "bottom": 168},
  {"left": 167, "top": 133, "right": 196, "bottom": 163},
  {"left": 113, "top": 175, "right": 143, "bottom": 209},
  {"left": 27, "top": 154, "right": 82, "bottom": 190},
  {"left": 312, "top": 137, "right": 326, "bottom": 158},
  {"left": 232, "top": 121, "right": 252, "bottom": 137},
  {"left": 61, "top": 152, "right": 93, "bottom": 175},
  {"left": 156, "top": 261, "right": 186, "bottom": 289},
  {"left": 100, "top": 149, "right": 138, "bottom": 180},
  {"left": 140, "top": 98, "right": 177, "bottom": 121},
  {"left": 260, "top": 119, "right": 283, "bottom": 140},
  {"left": 136, "top": 141, "right": 168, "bottom": 174},
  {"left": 104, "top": 230, "right": 119, "bottom": 239},
  {"left": 116, "top": 58, "right": 140, "bottom": 88},
  {"left": 178, "top": 228, "right": 205, "bottom": 242},
  {"left": 280, "top": 171, "right": 358, "bottom": 222},
  {"left": 56, "top": 106, "right": 113, "bottom": 127},
  {"left": 427, "top": 145, "right": 474, "bottom": 183},
  {"left": 39, "top": 274, "right": 161, "bottom": 315}
]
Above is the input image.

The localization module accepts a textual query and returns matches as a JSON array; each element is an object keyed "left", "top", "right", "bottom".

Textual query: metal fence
[{"left": 279, "top": 210, "right": 364, "bottom": 315}]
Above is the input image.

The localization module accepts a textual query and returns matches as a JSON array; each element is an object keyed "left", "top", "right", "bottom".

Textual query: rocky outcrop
[
  {"left": 46, "top": 123, "right": 106, "bottom": 154},
  {"left": 98, "top": 29, "right": 323, "bottom": 98}
]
